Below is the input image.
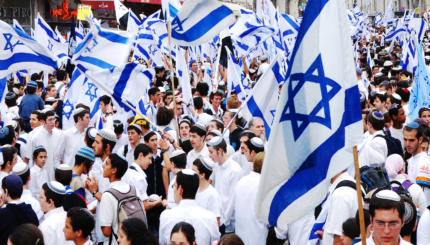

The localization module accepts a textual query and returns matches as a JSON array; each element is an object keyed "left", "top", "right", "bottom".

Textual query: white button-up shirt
[
  {"left": 159, "top": 199, "right": 220, "bottom": 245},
  {"left": 233, "top": 172, "right": 268, "bottom": 245},
  {"left": 355, "top": 234, "right": 412, "bottom": 245},
  {"left": 39, "top": 207, "right": 73, "bottom": 245},
  {"left": 20, "top": 189, "right": 43, "bottom": 220},
  {"left": 59, "top": 126, "right": 86, "bottom": 166},
  {"left": 195, "top": 184, "right": 222, "bottom": 218},
  {"left": 121, "top": 162, "right": 148, "bottom": 201},
  {"left": 186, "top": 145, "right": 209, "bottom": 169},
  {"left": 28, "top": 165, "right": 48, "bottom": 198}
]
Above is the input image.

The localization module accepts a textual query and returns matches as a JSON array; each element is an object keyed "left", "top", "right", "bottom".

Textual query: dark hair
[
  {"left": 44, "top": 110, "right": 55, "bottom": 119},
  {"left": 208, "top": 138, "right": 227, "bottom": 153},
  {"left": 369, "top": 194, "right": 405, "bottom": 220},
  {"left": 114, "top": 120, "right": 124, "bottom": 135},
  {"left": 400, "top": 196, "right": 417, "bottom": 237},
  {"left": 42, "top": 183, "right": 64, "bottom": 208},
  {"left": 74, "top": 155, "right": 94, "bottom": 172},
  {"left": 342, "top": 218, "right": 359, "bottom": 240},
  {"left": 367, "top": 111, "right": 385, "bottom": 131},
  {"left": 176, "top": 171, "right": 199, "bottom": 199},
  {"left": 196, "top": 82, "right": 209, "bottom": 97},
  {"left": 370, "top": 93, "right": 387, "bottom": 106},
  {"left": 108, "top": 153, "right": 128, "bottom": 179},
  {"left": 73, "top": 109, "right": 89, "bottom": 123},
  {"left": 419, "top": 107, "right": 430, "bottom": 118},
  {"left": 245, "top": 139, "right": 264, "bottom": 154},
  {"left": 388, "top": 104, "right": 402, "bottom": 119},
  {"left": 396, "top": 87, "right": 410, "bottom": 102},
  {"left": 156, "top": 107, "right": 174, "bottom": 126},
  {"left": 355, "top": 209, "right": 371, "bottom": 234},
  {"left": 171, "top": 153, "right": 187, "bottom": 169},
  {"left": 55, "top": 168, "right": 72, "bottom": 186},
  {"left": 218, "top": 233, "right": 244, "bottom": 245},
  {"left": 144, "top": 131, "right": 157, "bottom": 143},
  {"left": 67, "top": 207, "right": 95, "bottom": 238},
  {"left": 2, "top": 176, "right": 22, "bottom": 199},
  {"left": 390, "top": 94, "right": 401, "bottom": 105},
  {"left": 134, "top": 144, "right": 152, "bottom": 160},
  {"left": 210, "top": 119, "right": 224, "bottom": 132},
  {"left": 403, "top": 124, "right": 423, "bottom": 140},
  {"left": 189, "top": 125, "right": 206, "bottom": 137},
  {"left": 1, "top": 146, "right": 17, "bottom": 170},
  {"left": 193, "top": 97, "right": 204, "bottom": 110},
  {"left": 5, "top": 94, "right": 17, "bottom": 107},
  {"left": 192, "top": 158, "right": 212, "bottom": 180},
  {"left": 85, "top": 127, "right": 95, "bottom": 147},
  {"left": 170, "top": 222, "right": 195, "bottom": 244},
  {"left": 31, "top": 110, "right": 41, "bottom": 120},
  {"left": 101, "top": 137, "right": 116, "bottom": 155},
  {"left": 56, "top": 70, "right": 67, "bottom": 81},
  {"left": 16, "top": 167, "right": 30, "bottom": 185},
  {"left": 148, "top": 87, "right": 160, "bottom": 97},
  {"left": 26, "top": 86, "right": 36, "bottom": 94},
  {"left": 33, "top": 147, "right": 47, "bottom": 159},
  {"left": 0, "top": 125, "right": 16, "bottom": 146},
  {"left": 121, "top": 218, "right": 158, "bottom": 245},
  {"left": 99, "top": 95, "right": 112, "bottom": 105},
  {"left": 8, "top": 224, "right": 45, "bottom": 245}
]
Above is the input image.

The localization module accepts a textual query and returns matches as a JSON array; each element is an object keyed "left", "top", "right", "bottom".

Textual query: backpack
[
  {"left": 106, "top": 185, "right": 147, "bottom": 244},
  {"left": 360, "top": 166, "right": 391, "bottom": 193},
  {"left": 390, "top": 180, "right": 412, "bottom": 198},
  {"left": 374, "top": 132, "right": 403, "bottom": 156}
]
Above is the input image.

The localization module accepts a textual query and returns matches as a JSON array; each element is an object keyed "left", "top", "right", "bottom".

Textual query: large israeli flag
[
  {"left": 0, "top": 20, "right": 58, "bottom": 78},
  {"left": 255, "top": 0, "right": 363, "bottom": 227},
  {"left": 171, "top": 0, "right": 237, "bottom": 46},
  {"left": 72, "top": 19, "right": 132, "bottom": 70},
  {"left": 162, "top": 0, "right": 181, "bottom": 21}
]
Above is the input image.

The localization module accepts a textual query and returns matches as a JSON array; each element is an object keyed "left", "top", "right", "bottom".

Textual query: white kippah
[
  {"left": 207, "top": 136, "right": 223, "bottom": 146},
  {"left": 375, "top": 190, "right": 401, "bottom": 202},
  {"left": 171, "top": 149, "right": 186, "bottom": 158},
  {"left": 56, "top": 164, "right": 72, "bottom": 171},
  {"left": 181, "top": 169, "right": 196, "bottom": 176},
  {"left": 98, "top": 128, "right": 117, "bottom": 143},
  {"left": 200, "top": 157, "right": 215, "bottom": 171},
  {"left": 47, "top": 181, "right": 66, "bottom": 195},
  {"left": 208, "top": 130, "right": 222, "bottom": 136},
  {"left": 12, "top": 162, "right": 29, "bottom": 175},
  {"left": 250, "top": 137, "right": 264, "bottom": 148},
  {"left": 73, "top": 107, "right": 86, "bottom": 116}
]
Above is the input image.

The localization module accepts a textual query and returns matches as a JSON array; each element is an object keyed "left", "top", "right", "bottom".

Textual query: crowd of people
[{"left": 2, "top": 9, "right": 430, "bottom": 245}]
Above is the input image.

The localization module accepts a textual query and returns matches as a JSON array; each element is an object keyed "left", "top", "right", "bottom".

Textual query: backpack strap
[
  {"left": 335, "top": 180, "right": 365, "bottom": 198},
  {"left": 402, "top": 180, "right": 413, "bottom": 190},
  {"left": 129, "top": 165, "right": 137, "bottom": 171},
  {"left": 123, "top": 144, "right": 129, "bottom": 158}
]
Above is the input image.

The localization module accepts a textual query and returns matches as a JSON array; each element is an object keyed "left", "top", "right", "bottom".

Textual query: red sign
[
  {"left": 51, "top": 0, "right": 77, "bottom": 20},
  {"left": 127, "top": 0, "right": 162, "bottom": 5},
  {"left": 81, "top": 0, "right": 116, "bottom": 10}
]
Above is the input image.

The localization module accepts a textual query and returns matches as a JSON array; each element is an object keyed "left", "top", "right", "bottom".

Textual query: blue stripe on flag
[
  {"left": 272, "top": 61, "right": 283, "bottom": 84},
  {"left": 112, "top": 63, "right": 137, "bottom": 111},
  {"left": 0, "top": 53, "right": 57, "bottom": 70},
  {"left": 246, "top": 97, "right": 271, "bottom": 139},
  {"left": 172, "top": 5, "right": 233, "bottom": 42},
  {"left": 268, "top": 85, "right": 362, "bottom": 226},
  {"left": 37, "top": 18, "right": 61, "bottom": 42},
  {"left": 97, "top": 28, "right": 129, "bottom": 44},
  {"left": 90, "top": 99, "right": 100, "bottom": 119},
  {"left": 282, "top": 14, "right": 300, "bottom": 31},
  {"left": 75, "top": 56, "right": 115, "bottom": 69}
]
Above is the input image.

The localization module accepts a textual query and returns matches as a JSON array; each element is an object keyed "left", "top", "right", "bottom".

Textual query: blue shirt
[{"left": 18, "top": 94, "right": 44, "bottom": 120}]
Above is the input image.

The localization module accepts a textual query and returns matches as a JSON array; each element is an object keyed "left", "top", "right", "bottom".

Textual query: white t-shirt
[
  {"left": 39, "top": 207, "right": 74, "bottom": 245},
  {"left": 186, "top": 146, "right": 209, "bottom": 169},
  {"left": 195, "top": 184, "right": 222, "bottom": 218},
  {"left": 417, "top": 208, "right": 430, "bottom": 245}
]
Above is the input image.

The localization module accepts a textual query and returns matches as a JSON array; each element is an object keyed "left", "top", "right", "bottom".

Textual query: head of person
[
  {"left": 46, "top": 84, "right": 57, "bottom": 98},
  {"left": 207, "top": 136, "right": 227, "bottom": 163},
  {"left": 218, "top": 234, "right": 244, "bottom": 245},
  {"left": 8, "top": 224, "right": 44, "bottom": 245},
  {"left": 369, "top": 190, "right": 405, "bottom": 245},
  {"left": 170, "top": 150, "right": 187, "bottom": 171},
  {"left": 243, "top": 137, "right": 265, "bottom": 162},
  {"left": 56, "top": 69, "right": 67, "bottom": 81},
  {"left": 419, "top": 107, "right": 430, "bottom": 127},
  {"left": 148, "top": 87, "right": 161, "bottom": 104},
  {"left": 33, "top": 147, "right": 47, "bottom": 168},
  {"left": 130, "top": 116, "right": 150, "bottom": 135},
  {"left": 1, "top": 174, "right": 23, "bottom": 202},
  {"left": 63, "top": 207, "right": 95, "bottom": 242},
  {"left": 156, "top": 106, "right": 174, "bottom": 126},
  {"left": 5, "top": 92, "right": 17, "bottom": 108},
  {"left": 127, "top": 124, "right": 142, "bottom": 146},
  {"left": 222, "top": 111, "right": 237, "bottom": 128},
  {"left": 74, "top": 147, "right": 95, "bottom": 175},
  {"left": 253, "top": 152, "right": 265, "bottom": 174},
  {"left": 85, "top": 127, "right": 97, "bottom": 148},
  {"left": 189, "top": 123, "right": 207, "bottom": 150},
  {"left": 196, "top": 82, "right": 209, "bottom": 97},
  {"left": 179, "top": 119, "right": 192, "bottom": 139},
  {"left": 400, "top": 196, "right": 417, "bottom": 239},
  {"left": 170, "top": 222, "right": 196, "bottom": 245},
  {"left": 205, "top": 130, "right": 221, "bottom": 142},
  {"left": 209, "top": 90, "right": 224, "bottom": 108},
  {"left": 249, "top": 117, "right": 265, "bottom": 138},
  {"left": 0, "top": 125, "right": 16, "bottom": 146},
  {"left": 174, "top": 169, "right": 199, "bottom": 203},
  {"left": 26, "top": 81, "right": 37, "bottom": 95},
  {"left": 0, "top": 146, "right": 18, "bottom": 172},
  {"left": 403, "top": 122, "right": 423, "bottom": 156},
  {"left": 193, "top": 96, "right": 204, "bottom": 111},
  {"left": 239, "top": 130, "right": 256, "bottom": 154},
  {"left": 12, "top": 162, "right": 30, "bottom": 186},
  {"left": 99, "top": 95, "right": 112, "bottom": 114},
  {"left": 55, "top": 164, "right": 72, "bottom": 187},
  {"left": 103, "top": 153, "right": 128, "bottom": 180},
  {"left": 341, "top": 218, "right": 359, "bottom": 245},
  {"left": 371, "top": 93, "right": 387, "bottom": 111},
  {"left": 384, "top": 154, "right": 405, "bottom": 179},
  {"left": 93, "top": 129, "right": 117, "bottom": 157},
  {"left": 30, "top": 110, "right": 42, "bottom": 129},
  {"left": 163, "top": 90, "right": 174, "bottom": 106},
  {"left": 143, "top": 131, "right": 158, "bottom": 152},
  {"left": 133, "top": 144, "right": 153, "bottom": 170},
  {"left": 192, "top": 157, "right": 214, "bottom": 181},
  {"left": 388, "top": 104, "right": 406, "bottom": 125},
  {"left": 118, "top": 218, "right": 157, "bottom": 245},
  {"left": 73, "top": 108, "right": 90, "bottom": 128},
  {"left": 190, "top": 61, "right": 199, "bottom": 73},
  {"left": 44, "top": 110, "right": 56, "bottom": 132},
  {"left": 395, "top": 87, "right": 410, "bottom": 103},
  {"left": 113, "top": 120, "right": 124, "bottom": 136},
  {"left": 367, "top": 111, "right": 385, "bottom": 133},
  {"left": 208, "top": 119, "right": 224, "bottom": 133},
  {"left": 40, "top": 181, "right": 66, "bottom": 213}
]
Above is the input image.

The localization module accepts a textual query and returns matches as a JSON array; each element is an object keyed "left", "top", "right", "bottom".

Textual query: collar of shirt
[
  {"left": 44, "top": 207, "right": 65, "bottom": 220},
  {"left": 218, "top": 158, "right": 231, "bottom": 170},
  {"left": 131, "top": 162, "right": 146, "bottom": 177},
  {"left": 179, "top": 199, "right": 197, "bottom": 207},
  {"left": 7, "top": 199, "right": 22, "bottom": 205},
  {"left": 109, "top": 180, "right": 124, "bottom": 189}
]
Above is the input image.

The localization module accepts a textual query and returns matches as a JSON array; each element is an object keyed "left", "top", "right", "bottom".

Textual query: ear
[{"left": 419, "top": 136, "right": 424, "bottom": 145}]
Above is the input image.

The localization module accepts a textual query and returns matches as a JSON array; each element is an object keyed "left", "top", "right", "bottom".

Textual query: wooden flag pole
[
  {"left": 353, "top": 145, "right": 367, "bottom": 245},
  {"left": 167, "top": 20, "right": 181, "bottom": 140}
]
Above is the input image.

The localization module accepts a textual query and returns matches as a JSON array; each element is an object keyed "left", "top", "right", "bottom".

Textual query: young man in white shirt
[
  {"left": 186, "top": 123, "right": 209, "bottom": 169},
  {"left": 117, "top": 124, "right": 142, "bottom": 165},
  {"left": 388, "top": 104, "right": 406, "bottom": 150},
  {"left": 159, "top": 169, "right": 220, "bottom": 245},
  {"left": 359, "top": 111, "right": 388, "bottom": 167},
  {"left": 38, "top": 181, "right": 73, "bottom": 245},
  {"left": 63, "top": 207, "right": 95, "bottom": 245},
  {"left": 167, "top": 149, "right": 187, "bottom": 208},
  {"left": 207, "top": 136, "right": 242, "bottom": 233}
]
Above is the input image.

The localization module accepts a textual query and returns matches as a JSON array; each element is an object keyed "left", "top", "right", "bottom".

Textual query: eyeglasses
[{"left": 373, "top": 220, "right": 401, "bottom": 229}]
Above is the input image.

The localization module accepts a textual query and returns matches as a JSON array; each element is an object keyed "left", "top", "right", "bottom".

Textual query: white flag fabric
[
  {"left": 171, "top": 0, "right": 237, "bottom": 46},
  {"left": 255, "top": 0, "right": 363, "bottom": 227},
  {"left": 114, "top": 0, "right": 129, "bottom": 23},
  {"left": 0, "top": 20, "right": 57, "bottom": 78},
  {"left": 162, "top": 0, "right": 181, "bottom": 21},
  {"left": 176, "top": 48, "right": 193, "bottom": 107}
]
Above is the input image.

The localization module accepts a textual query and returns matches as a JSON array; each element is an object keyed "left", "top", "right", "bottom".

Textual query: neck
[
  {"left": 75, "top": 123, "right": 85, "bottom": 133},
  {"left": 413, "top": 148, "right": 422, "bottom": 157},
  {"left": 195, "top": 143, "right": 204, "bottom": 152},
  {"left": 109, "top": 176, "right": 120, "bottom": 183},
  {"left": 197, "top": 109, "right": 203, "bottom": 114},
  {"left": 74, "top": 237, "right": 89, "bottom": 245},
  {"left": 130, "top": 141, "right": 139, "bottom": 149},
  {"left": 218, "top": 154, "right": 228, "bottom": 165},
  {"left": 229, "top": 123, "right": 237, "bottom": 132},
  {"left": 199, "top": 179, "right": 210, "bottom": 191},
  {"left": 45, "top": 126, "right": 52, "bottom": 134},
  {"left": 73, "top": 165, "right": 83, "bottom": 176},
  {"left": 392, "top": 121, "right": 403, "bottom": 129},
  {"left": 101, "top": 153, "right": 109, "bottom": 162}
]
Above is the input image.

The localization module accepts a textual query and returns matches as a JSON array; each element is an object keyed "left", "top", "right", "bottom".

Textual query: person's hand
[
  {"left": 162, "top": 131, "right": 174, "bottom": 144},
  {"left": 314, "top": 229, "right": 324, "bottom": 239},
  {"left": 85, "top": 177, "right": 98, "bottom": 193},
  {"left": 159, "top": 138, "right": 170, "bottom": 151}
]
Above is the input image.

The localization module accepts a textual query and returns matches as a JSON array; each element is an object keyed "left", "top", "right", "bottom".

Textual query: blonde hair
[{"left": 253, "top": 152, "right": 265, "bottom": 174}]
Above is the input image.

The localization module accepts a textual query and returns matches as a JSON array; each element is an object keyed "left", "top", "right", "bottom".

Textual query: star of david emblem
[
  {"left": 63, "top": 99, "right": 74, "bottom": 120},
  {"left": 47, "top": 40, "right": 53, "bottom": 51},
  {"left": 85, "top": 82, "right": 98, "bottom": 102},
  {"left": 3, "top": 33, "right": 24, "bottom": 52},
  {"left": 279, "top": 54, "right": 341, "bottom": 141},
  {"left": 171, "top": 17, "right": 188, "bottom": 33},
  {"left": 84, "top": 39, "right": 98, "bottom": 53}
]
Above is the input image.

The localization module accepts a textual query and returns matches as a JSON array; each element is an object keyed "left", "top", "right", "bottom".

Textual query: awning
[
  {"left": 127, "top": 0, "right": 161, "bottom": 5},
  {"left": 81, "top": 1, "right": 115, "bottom": 10}
]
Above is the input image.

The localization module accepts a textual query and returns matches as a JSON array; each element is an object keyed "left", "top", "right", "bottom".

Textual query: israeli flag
[
  {"left": 162, "top": 0, "right": 181, "bottom": 21},
  {"left": 127, "top": 10, "right": 142, "bottom": 35},
  {"left": 255, "top": 0, "right": 363, "bottom": 227},
  {"left": 226, "top": 48, "right": 250, "bottom": 102},
  {"left": 171, "top": 0, "right": 237, "bottom": 46},
  {"left": 400, "top": 35, "right": 417, "bottom": 73},
  {"left": 382, "top": 0, "right": 394, "bottom": 26},
  {"left": 409, "top": 37, "right": 430, "bottom": 120},
  {"left": 72, "top": 19, "right": 132, "bottom": 70},
  {"left": 34, "top": 13, "right": 69, "bottom": 65},
  {"left": 0, "top": 20, "right": 58, "bottom": 78},
  {"left": 241, "top": 55, "right": 285, "bottom": 140},
  {"left": 176, "top": 48, "right": 193, "bottom": 108}
]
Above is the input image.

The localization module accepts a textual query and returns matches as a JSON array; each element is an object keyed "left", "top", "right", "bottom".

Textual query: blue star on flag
[
  {"left": 85, "top": 82, "right": 98, "bottom": 102},
  {"left": 280, "top": 55, "right": 341, "bottom": 141},
  {"left": 3, "top": 33, "right": 23, "bottom": 52},
  {"left": 63, "top": 99, "right": 74, "bottom": 120},
  {"left": 47, "top": 40, "right": 53, "bottom": 51}
]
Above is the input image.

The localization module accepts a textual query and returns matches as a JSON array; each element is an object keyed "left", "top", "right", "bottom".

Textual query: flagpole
[
  {"left": 167, "top": 20, "right": 181, "bottom": 140},
  {"left": 353, "top": 145, "right": 367, "bottom": 245}
]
